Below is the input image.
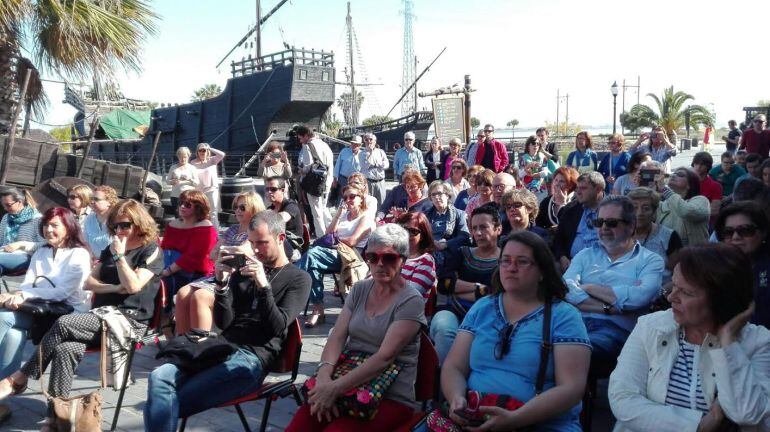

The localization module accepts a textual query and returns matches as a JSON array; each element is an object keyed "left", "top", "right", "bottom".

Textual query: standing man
[
  {"left": 464, "top": 130, "right": 485, "bottom": 167},
  {"left": 393, "top": 131, "right": 426, "bottom": 178},
  {"left": 722, "top": 119, "right": 742, "bottom": 155},
  {"left": 192, "top": 142, "right": 226, "bottom": 231},
  {"left": 475, "top": 124, "right": 509, "bottom": 172},
  {"left": 536, "top": 127, "right": 559, "bottom": 163},
  {"left": 690, "top": 152, "right": 722, "bottom": 221},
  {"left": 297, "top": 125, "right": 334, "bottom": 238},
  {"left": 333, "top": 135, "right": 366, "bottom": 197},
  {"left": 739, "top": 114, "right": 770, "bottom": 159},
  {"left": 553, "top": 172, "right": 606, "bottom": 273},
  {"left": 360, "top": 133, "right": 389, "bottom": 210},
  {"left": 265, "top": 176, "right": 303, "bottom": 261}
]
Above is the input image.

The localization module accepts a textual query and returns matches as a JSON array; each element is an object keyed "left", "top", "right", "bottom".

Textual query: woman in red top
[{"left": 160, "top": 190, "right": 218, "bottom": 304}]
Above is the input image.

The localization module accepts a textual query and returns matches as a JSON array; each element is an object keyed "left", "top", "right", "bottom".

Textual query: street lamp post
[{"left": 611, "top": 81, "right": 619, "bottom": 134}]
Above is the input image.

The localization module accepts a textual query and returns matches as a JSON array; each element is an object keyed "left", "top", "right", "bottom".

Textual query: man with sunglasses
[
  {"left": 474, "top": 124, "right": 509, "bottom": 173},
  {"left": 552, "top": 172, "right": 606, "bottom": 273},
  {"left": 563, "top": 195, "right": 664, "bottom": 363},
  {"left": 393, "top": 131, "right": 426, "bottom": 179},
  {"left": 738, "top": 114, "right": 770, "bottom": 159},
  {"left": 265, "top": 177, "right": 303, "bottom": 260}
]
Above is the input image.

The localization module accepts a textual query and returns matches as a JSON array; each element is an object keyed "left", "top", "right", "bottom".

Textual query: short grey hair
[
  {"left": 0, "top": 187, "right": 25, "bottom": 204},
  {"left": 249, "top": 210, "right": 285, "bottom": 237},
  {"left": 364, "top": 132, "right": 377, "bottom": 142},
  {"left": 578, "top": 171, "right": 606, "bottom": 191},
  {"left": 366, "top": 224, "right": 409, "bottom": 258},
  {"left": 598, "top": 195, "right": 636, "bottom": 225},
  {"left": 428, "top": 180, "right": 452, "bottom": 195}
]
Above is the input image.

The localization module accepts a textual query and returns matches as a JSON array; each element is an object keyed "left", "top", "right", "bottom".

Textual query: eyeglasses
[
  {"left": 180, "top": 201, "right": 194, "bottom": 209},
  {"left": 67, "top": 195, "right": 79, "bottom": 200},
  {"left": 364, "top": 252, "right": 402, "bottom": 266},
  {"left": 343, "top": 194, "right": 360, "bottom": 201},
  {"left": 402, "top": 226, "right": 421, "bottom": 237},
  {"left": 754, "top": 120, "right": 765, "bottom": 124},
  {"left": 110, "top": 221, "right": 133, "bottom": 231},
  {"left": 265, "top": 186, "right": 281, "bottom": 193},
  {"left": 234, "top": 204, "right": 248, "bottom": 212},
  {"left": 500, "top": 256, "right": 536, "bottom": 269},
  {"left": 591, "top": 218, "right": 628, "bottom": 228},
  {"left": 1, "top": 200, "right": 18, "bottom": 209},
  {"left": 92, "top": 197, "right": 107, "bottom": 202},
  {"left": 429, "top": 192, "right": 446, "bottom": 198},
  {"left": 492, "top": 184, "right": 508, "bottom": 191},
  {"left": 405, "top": 184, "right": 420, "bottom": 191},
  {"left": 502, "top": 202, "right": 525, "bottom": 211},
  {"left": 494, "top": 323, "right": 514, "bottom": 360},
  {"left": 720, "top": 224, "right": 759, "bottom": 239}
]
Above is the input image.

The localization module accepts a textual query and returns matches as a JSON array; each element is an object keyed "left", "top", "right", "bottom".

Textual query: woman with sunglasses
[
  {"left": 438, "top": 231, "right": 590, "bottom": 431},
  {"left": 346, "top": 173, "right": 378, "bottom": 221},
  {"left": 167, "top": 147, "right": 200, "bottom": 210},
  {"left": 191, "top": 143, "right": 226, "bottom": 230},
  {"left": 463, "top": 168, "right": 495, "bottom": 217},
  {"left": 0, "top": 200, "right": 163, "bottom": 428},
  {"left": 396, "top": 212, "right": 437, "bottom": 302},
  {"left": 83, "top": 185, "right": 119, "bottom": 259},
  {"left": 444, "top": 158, "right": 470, "bottom": 201},
  {"left": 500, "top": 189, "right": 549, "bottom": 240},
  {"left": 160, "top": 190, "right": 218, "bottom": 304},
  {"left": 715, "top": 201, "right": 770, "bottom": 328},
  {"left": 443, "top": 138, "right": 463, "bottom": 180},
  {"left": 454, "top": 164, "right": 484, "bottom": 211},
  {"left": 519, "top": 135, "right": 553, "bottom": 197},
  {"left": 299, "top": 184, "right": 374, "bottom": 327},
  {"left": 0, "top": 208, "right": 90, "bottom": 387},
  {"left": 286, "top": 224, "right": 426, "bottom": 432},
  {"left": 256, "top": 141, "right": 292, "bottom": 183},
  {"left": 0, "top": 188, "right": 44, "bottom": 277},
  {"left": 173, "top": 191, "right": 265, "bottom": 335},
  {"left": 65, "top": 185, "right": 93, "bottom": 229},
  {"left": 654, "top": 165, "right": 710, "bottom": 246}
]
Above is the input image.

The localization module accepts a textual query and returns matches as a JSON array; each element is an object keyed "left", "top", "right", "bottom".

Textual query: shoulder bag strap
[
  {"left": 535, "top": 301, "right": 552, "bottom": 395},
  {"left": 307, "top": 141, "right": 321, "bottom": 165}
]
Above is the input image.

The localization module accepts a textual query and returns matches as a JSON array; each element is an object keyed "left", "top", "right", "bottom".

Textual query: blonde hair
[
  {"left": 67, "top": 184, "right": 93, "bottom": 207},
  {"left": 233, "top": 191, "right": 266, "bottom": 214},
  {"left": 176, "top": 147, "right": 191, "bottom": 158},
  {"left": 108, "top": 199, "right": 158, "bottom": 244},
  {"left": 94, "top": 185, "right": 119, "bottom": 206}
]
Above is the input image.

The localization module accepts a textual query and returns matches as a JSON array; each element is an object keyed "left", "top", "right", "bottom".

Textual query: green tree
[
  {"left": 621, "top": 86, "right": 714, "bottom": 141},
  {"left": 362, "top": 115, "right": 393, "bottom": 127},
  {"left": 49, "top": 125, "right": 72, "bottom": 142},
  {"left": 336, "top": 90, "right": 364, "bottom": 126},
  {"left": 0, "top": 0, "right": 158, "bottom": 133},
  {"left": 507, "top": 119, "right": 519, "bottom": 138},
  {"left": 321, "top": 109, "right": 342, "bottom": 137},
  {"left": 470, "top": 117, "right": 480, "bottom": 128},
  {"left": 191, "top": 84, "right": 222, "bottom": 101},
  {"left": 544, "top": 121, "right": 582, "bottom": 137},
  {"left": 758, "top": 100, "right": 770, "bottom": 108}
]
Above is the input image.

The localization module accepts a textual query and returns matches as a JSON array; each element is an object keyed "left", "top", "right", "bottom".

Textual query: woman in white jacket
[{"left": 609, "top": 244, "right": 770, "bottom": 431}]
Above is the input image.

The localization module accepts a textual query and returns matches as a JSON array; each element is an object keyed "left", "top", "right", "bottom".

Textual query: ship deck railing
[{"left": 231, "top": 48, "right": 334, "bottom": 77}]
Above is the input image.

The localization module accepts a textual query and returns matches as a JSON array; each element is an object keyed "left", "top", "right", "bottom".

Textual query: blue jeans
[
  {"left": 0, "top": 252, "right": 31, "bottom": 276},
  {"left": 0, "top": 309, "right": 34, "bottom": 377},
  {"left": 297, "top": 246, "right": 341, "bottom": 306},
  {"left": 144, "top": 348, "right": 267, "bottom": 432},
  {"left": 583, "top": 317, "right": 629, "bottom": 364},
  {"left": 430, "top": 310, "right": 460, "bottom": 364}
]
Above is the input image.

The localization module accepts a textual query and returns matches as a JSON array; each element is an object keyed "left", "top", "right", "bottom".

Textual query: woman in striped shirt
[{"left": 396, "top": 212, "right": 436, "bottom": 302}]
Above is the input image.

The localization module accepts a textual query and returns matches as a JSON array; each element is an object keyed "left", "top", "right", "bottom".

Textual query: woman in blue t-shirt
[
  {"left": 565, "top": 131, "right": 599, "bottom": 174},
  {"left": 440, "top": 231, "right": 591, "bottom": 431}
]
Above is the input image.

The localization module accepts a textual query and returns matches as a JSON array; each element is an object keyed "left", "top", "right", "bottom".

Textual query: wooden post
[
  {"left": 76, "top": 114, "right": 100, "bottom": 178},
  {"left": 0, "top": 69, "right": 32, "bottom": 185},
  {"left": 140, "top": 131, "right": 162, "bottom": 204},
  {"left": 464, "top": 75, "right": 471, "bottom": 145}
]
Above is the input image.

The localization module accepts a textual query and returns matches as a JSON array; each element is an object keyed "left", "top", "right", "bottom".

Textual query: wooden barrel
[{"left": 220, "top": 176, "right": 256, "bottom": 212}]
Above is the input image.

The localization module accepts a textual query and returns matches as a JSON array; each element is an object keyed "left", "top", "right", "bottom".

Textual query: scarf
[{"left": 4, "top": 205, "right": 35, "bottom": 245}]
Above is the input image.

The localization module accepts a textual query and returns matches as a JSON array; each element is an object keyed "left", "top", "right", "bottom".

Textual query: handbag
[
  {"left": 426, "top": 302, "right": 553, "bottom": 432},
  {"left": 312, "top": 233, "right": 339, "bottom": 249},
  {"left": 39, "top": 346, "right": 103, "bottom": 432},
  {"left": 299, "top": 141, "right": 329, "bottom": 197},
  {"left": 301, "top": 350, "right": 404, "bottom": 420},
  {"left": 16, "top": 298, "right": 74, "bottom": 316},
  {"left": 155, "top": 329, "right": 236, "bottom": 374}
]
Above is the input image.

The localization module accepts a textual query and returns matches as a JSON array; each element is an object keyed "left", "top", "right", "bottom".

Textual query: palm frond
[
  {"left": 15, "top": 56, "right": 48, "bottom": 118},
  {"left": 0, "top": 0, "right": 27, "bottom": 40}
]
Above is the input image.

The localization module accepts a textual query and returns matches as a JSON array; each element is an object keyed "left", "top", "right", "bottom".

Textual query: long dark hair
[
  {"left": 40, "top": 207, "right": 88, "bottom": 250},
  {"left": 396, "top": 211, "right": 435, "bottom": 254},
  {"left": 490, "top": 231, "right": 567, "bottom": 301}
]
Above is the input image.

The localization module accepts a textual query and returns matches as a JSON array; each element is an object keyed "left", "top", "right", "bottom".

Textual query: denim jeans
[
  {"left": 0, "top": 309, "right": 33, "bottom": 377},
  {"left": 144, "top": 348, "right": 267, "bottom": 432},
  {"left": 297, "top": 246, "right": 341, "bottom": 306},
  {"left": 583, "top": 317, "right": 630, "bottom": 364},
  {"left": 0, "top": 252, "right": 31, "bottom": 276},
  {"left": 430, "top": 310, "right": 460, "bottom": 364}
]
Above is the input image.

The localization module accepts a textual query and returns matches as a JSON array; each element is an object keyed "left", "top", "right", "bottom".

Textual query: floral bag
[{"left": 301, "top": 350, "right": 403, "bottom": 420}]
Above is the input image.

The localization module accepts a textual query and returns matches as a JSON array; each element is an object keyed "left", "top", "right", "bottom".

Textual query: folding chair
[
  {"left": 179, "top": 318, "right": 304, "bottom": 432},
  {"left": 85, "top": 280, "right": 167, "bottom": 431},
  {"left": 394, "top": 330, "right": 441, "bottom": 432},
  {"left": 0, "top": 268, "right": 27, "bottom": 293},
  {"left": 580, "top": 357, "right": 617, "bottom": 432},
  {"left": 424, "top": 284, "right": 438, "bottom": 320}
]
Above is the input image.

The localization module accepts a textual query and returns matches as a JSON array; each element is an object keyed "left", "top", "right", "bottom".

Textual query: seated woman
[
  {"left": 536, "top": 166, "right": 578, "bottom": 231},
  {"left": 0, "top": 200, "right": 163, "bottom": 424},
  {"left": 0, "top": 207, "right": 91, "bottom": 378},
  {"left": 66, "top": 185, "right": 92, "bottom": 230},
  {"left": 396, "top": 212, "right": 437, "bottom": 302},
  {"left": 299, "top": 184, "right": 374, "bottom": 328},
  {"left": 500, "top": 188, "right": 549, "bottom": 240},
  {"left": 454, "top": 164, "right": 484, "bottom": 211},
  {"left": 424, "top": 181, "right": 470, "bottom": 275},
  {"left": 464, "top": 168, "right": 495, "bottom": 216},
  {"left": 83, "top": 185, "right": 119, "bottom": 258},
  {"left": 346, "top": 173, "right": 378, "bottom": 221},
  {"left": 430, "top": 204, "right": 502, "bottom": 363},
  {"left": 173, "top": 191, "right": 265, "bottom": 335},
  {"left": 612, "top": 151, "right": 652, "bottom": 196},
  {"left": 378, "top": 165, "right": 415, "bottom": 220},
  {"left": 715, "top": 201, "right": 770, "bottom": 328},
  {"left": 654, "top": 165, "right": 710, "bottom": 246},
  {"left": 435, "top": 231, "right": 590, "bottom": 431},
  {"left": 160, "top": 190, "right": 218, "bottom": 303},
  {"left": 286, "top": 224, "right": 426, "bottom": 432},
  {"left": 0, "top": 188, "right": 44, "bottom": 276},
  {"left": 609, "top": 244, "right": 770, "bottom": 431},
  {"left": 519, "top": 135, "right": 553, "bottom": 197}
]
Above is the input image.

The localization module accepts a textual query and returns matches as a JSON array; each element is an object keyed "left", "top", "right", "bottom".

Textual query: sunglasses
[
  {"left": 110, "top": 221, "right": 133, "bottom": 231},
  {"left": 197, "top": 149, "right": 207, "bottom": 153},
  {"left": 265, "top": 186, "right": 281, "bottom": 193},
  {"left": 591, "top": 218, "right": 627, "bottom": 228},
  {"left": 494, "top": 323, "right": 514, "bottom": 360},
  {"left": 234, "top": 204, "right": 248, "bottom": 212},
  {"left": 477, "top": 182, "right": 492, "bottom": 188},
  {"left": 343, "top": 194, "right": 360, "bottom": 201},
  {"left": 67, "top": 195, "right": 79, "bottom": 200},
  {"left": 720, "top": 224, "right": 759, "bottom": 239},
  {"left": 502, "top": 202, "right": 525, "bottom": 211},
  {"left": 484, "top": 129, "right": 494, "bottom": 133},
  {"left": 429, "top": 192, "right": 446, "bottom": 198},
  {"left": 364, "top": 252, "right": 402, "bottom": 266},
  {"left": 754, "top": 120, "right": 765, "bottom": 124},
  {"left": 92, "top": 197, "right": 107, "bottom": 202},
  {"left": 402, "top": 226, "right": 421, "bottom": 237},
  {"left": 180, "top": 201, "right": 194, "bottom": 209}
]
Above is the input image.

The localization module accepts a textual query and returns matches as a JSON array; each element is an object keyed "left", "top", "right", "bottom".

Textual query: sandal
[
  {"left": 0, "top": 376, "right": 27, "bottom": 399},
  {"left": 304, "top": 311, "right": 326, "bottom": 328}
]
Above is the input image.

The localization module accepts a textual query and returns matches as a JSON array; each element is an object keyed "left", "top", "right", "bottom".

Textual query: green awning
[{"left": 99, "top": 109, "right": 151, "bottom": 139}]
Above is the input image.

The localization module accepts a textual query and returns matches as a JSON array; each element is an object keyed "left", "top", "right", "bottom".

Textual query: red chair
[
  {"left": 179, "top": 318, "right": 304, "bottom": 432},
  {"left": 424, "top": 284, "right": 438, "bottom": 319},
  {"left": 394, "top": 330, "right": 441, "bottom": 431},
  {"left": 85, "top": 280, "right": 167, "bottom": 431},
  {"left": 1, "top": 268, "right": 27, "bottom": 293}
]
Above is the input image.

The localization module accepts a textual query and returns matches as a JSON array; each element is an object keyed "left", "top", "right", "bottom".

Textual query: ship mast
[
  {"left": 346, "top": 2, "right": 357, "bottom": 127},
  {"left": 255, "top": 0, "right": 262, "bottom": 63}
]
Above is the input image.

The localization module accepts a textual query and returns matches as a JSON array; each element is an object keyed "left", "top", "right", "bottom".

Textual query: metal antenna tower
[{"left": 401, "top": 0, "right": 415, "bottom": 116}]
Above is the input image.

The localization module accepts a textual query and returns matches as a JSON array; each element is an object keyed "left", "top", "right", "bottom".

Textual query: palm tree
[
  {"left": 507, "top": 118, "right": 519, "bottom": 139},
  {"left": 622, "top": 86, "right": 714, "bottom": 142},
  {"left": 191, "top": 84, "right": 223, "bottom": 102},
  {"left": 0, "top": 0, "right": 159, "bottom": 133},
  {"left": 336, "top": 90, "right": 364, "bottom": 127}
]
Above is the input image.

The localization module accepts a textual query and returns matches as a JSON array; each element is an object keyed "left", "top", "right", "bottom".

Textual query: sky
[{"left": 30, "top": 0, "right": 770, "bottom": 132}]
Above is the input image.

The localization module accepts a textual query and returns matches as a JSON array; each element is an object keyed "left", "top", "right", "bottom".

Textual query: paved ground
[{"left": 0, "top": 142, "right": 716, "bottom": 431}]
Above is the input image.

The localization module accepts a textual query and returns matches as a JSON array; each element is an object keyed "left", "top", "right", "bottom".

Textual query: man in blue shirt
[
  {"left": 333, "top": 135, "right": 366, "bottom": 196},
  {"left": 564, "top": 195, "right": 664, "bottom": 363},
  {"left": 393, "top": 131, "right": 426, "bottom": 178}
]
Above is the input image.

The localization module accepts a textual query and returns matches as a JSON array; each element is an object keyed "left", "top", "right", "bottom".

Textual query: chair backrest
[
  {"left": 414, "top": 330, "right": 440, "bottom": 402},
  {"left": 272, "top": 318, "right": 302, "bottom": 379},
  {"left": 424, "top": 284, "right": 438, "bottom": 318},
  {"left": 148, "top": 279, "right": 167, "bottom": 333}
]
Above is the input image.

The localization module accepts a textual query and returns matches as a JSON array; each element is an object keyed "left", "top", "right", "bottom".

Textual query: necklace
[{"left": 265, "top": 263, "right": 288, "bottom": 284}]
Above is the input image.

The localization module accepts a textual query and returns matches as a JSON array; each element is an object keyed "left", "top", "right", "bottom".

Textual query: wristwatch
[{"left": 602, "top": 303, "right": 612, "bottom": 315}]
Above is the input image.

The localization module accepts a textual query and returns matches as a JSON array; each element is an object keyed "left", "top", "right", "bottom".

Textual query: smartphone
[
  {"left": 453, "top": 408, "right": 485, "bottom": 427},
  {"left": 271, "top": 152, "right": 281, "bottom": 159},
  {"left": 639, "top": 169, "right": 659, "bottom": 187},
  {"left": 222, "top": 254, "right": 247, "bottom": 269}
]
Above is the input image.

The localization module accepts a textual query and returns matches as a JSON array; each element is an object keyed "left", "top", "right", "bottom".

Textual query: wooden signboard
[{"left": 432, "top": 96, "right": 465, "bottom": 144}]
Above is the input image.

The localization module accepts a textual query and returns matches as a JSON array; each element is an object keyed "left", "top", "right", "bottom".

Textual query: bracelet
[
  {"left": 112, "top": 253, "right": 125, "bottom": 262},
  {"left": 315, "top": 361, "right": 335, "bottom": 373}
]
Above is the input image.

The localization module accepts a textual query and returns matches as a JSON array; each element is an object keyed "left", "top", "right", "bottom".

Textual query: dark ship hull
[{"left": 338, "top": 110, "right": 434, "bottom": 151}]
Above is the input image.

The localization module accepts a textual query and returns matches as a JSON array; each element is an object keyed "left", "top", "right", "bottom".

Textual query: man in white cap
[
  {"left": 393, "top": 131, "right": 426, "bottom": 178},
  {"left": 191, "top": 142, "right": 226, "bottom": 230},
  {"left": 296, "top": 125, "right": 334, "bottom": 237},
  {"left": 333, "top": 135, "right": 366, "bottom": 196},
  {"left": 361, "top": 133, "right": 389, "bottom": 209}
]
